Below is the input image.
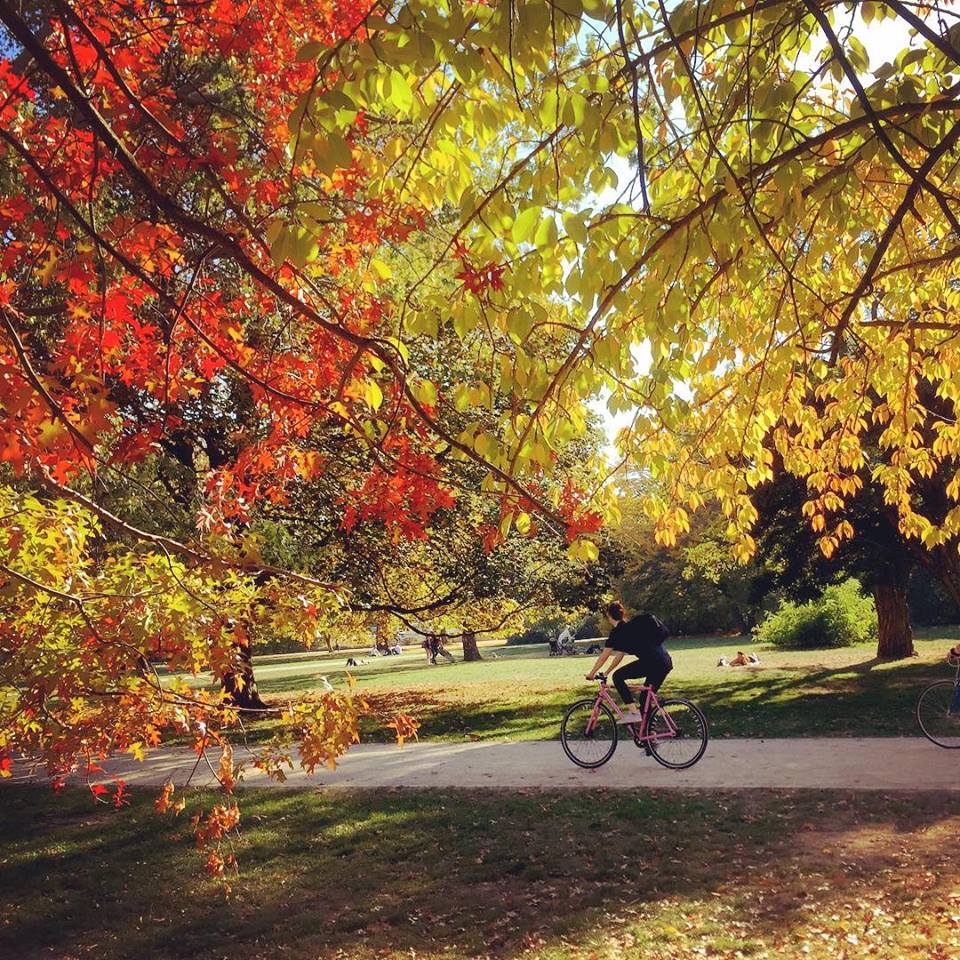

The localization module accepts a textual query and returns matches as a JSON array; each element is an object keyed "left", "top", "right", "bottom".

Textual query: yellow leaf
[{"left": 364, "top": 380, "right": 383, "bottom": 411}]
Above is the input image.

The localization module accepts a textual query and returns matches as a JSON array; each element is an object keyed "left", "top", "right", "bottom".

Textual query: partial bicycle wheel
[
  {"left": 646, "top": 698, "right": 709, "bottom": 769},
  {"left": 560, "top": 699, "right": 618, "bottom": 768},
  {"left": 917, "top": 680, "right": 960, "bottom": 748}
]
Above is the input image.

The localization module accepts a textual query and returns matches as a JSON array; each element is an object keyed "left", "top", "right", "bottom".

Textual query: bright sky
[{"left": 590, "top": 10, "right": 924, "bottom": 459}]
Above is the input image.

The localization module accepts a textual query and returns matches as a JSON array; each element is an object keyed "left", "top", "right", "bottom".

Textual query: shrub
[
  {"left": 505, "top": 615, "right": 566, "bottom": 646},
  {"left": 574, "top": 613, "right": 603, "bottom": 641},
  {"left": 506, "top": 628, "right": 551, "bottom": 646},
  {"left": 506, "top": 614, "right": 597, "bottom": 646},
  {"left": 754, "top": 579, "right": 877, "bottom": 649}
]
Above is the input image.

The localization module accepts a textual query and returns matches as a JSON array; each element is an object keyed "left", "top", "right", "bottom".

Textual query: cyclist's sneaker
[{"left": 617, "top": 708, "right": 644, "bottom": 724}]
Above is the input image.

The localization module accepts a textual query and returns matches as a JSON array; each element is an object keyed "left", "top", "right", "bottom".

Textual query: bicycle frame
[
  {"left": 585, "top": 677, "right": 678, "bottom": 743},
  {"left": 949, "top": 653, "right": 960, "bottom": 709}
]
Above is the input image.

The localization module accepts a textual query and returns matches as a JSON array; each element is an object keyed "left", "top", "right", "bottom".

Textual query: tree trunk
[
  {"left": 461, "top": 631, "right": 482, "bottom": 662},
  {"left": 222, "top": 640, "right": 269, "bottom": 711},
  {"left": 874, "top": 581, "right": 915, "bottom": 660}
]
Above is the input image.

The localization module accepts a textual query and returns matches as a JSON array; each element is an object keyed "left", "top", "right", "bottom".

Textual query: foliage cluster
[
  {"left": 754, "top": 579, "right": 878, "bottom": 650},
  {"left": 7, "top": 0, "right": 960, "bottom": 880}
]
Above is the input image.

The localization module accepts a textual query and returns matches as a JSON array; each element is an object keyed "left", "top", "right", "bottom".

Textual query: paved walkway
[{"left": 5, "top": 737, "right": 959, "bottom": 791}]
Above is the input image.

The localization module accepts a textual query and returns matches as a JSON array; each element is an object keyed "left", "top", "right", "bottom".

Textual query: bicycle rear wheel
[
  {"left": 646, "top": 698, "right": 709, "bottom": 769},
  {"left": 917, "top": 680, "right": 960, "bottom": 748},
  {"left": 560, "top": 699, "right": 618, "bottom": 768}
]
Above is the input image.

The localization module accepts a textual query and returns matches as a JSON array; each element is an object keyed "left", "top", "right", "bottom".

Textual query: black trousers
[{"left": 613, "top": 647, "right": 673, "bottom": 704}]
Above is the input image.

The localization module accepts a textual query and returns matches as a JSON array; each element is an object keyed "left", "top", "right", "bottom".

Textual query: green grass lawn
[
  {"left": 2, "top": 786, "right": 958, "bottom": 960},
  {"left": 181, "top": 628, "right": 960, "bottom": 743}
]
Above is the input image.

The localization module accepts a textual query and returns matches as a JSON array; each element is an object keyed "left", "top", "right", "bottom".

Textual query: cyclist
[
  {"left": 585, "top": 600, "right": 672, "bottom": 723},
  {"left": 949, "top": 643, "right": 960, "bottom": 716}
]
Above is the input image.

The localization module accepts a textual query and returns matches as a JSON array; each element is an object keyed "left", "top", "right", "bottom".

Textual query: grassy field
[
  {"left": 2, "top": 786, "right": 958, "bottom": 960},
  {"left": 181, "top": 628, "right": 960, "bottom": 743}
]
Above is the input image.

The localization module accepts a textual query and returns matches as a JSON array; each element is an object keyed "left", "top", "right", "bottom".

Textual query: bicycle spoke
[
  {"left": 561, "top": 699, "right": 618, "bottom": 768},
  {"left": 646, "top": 699, "right": 708, "bottom": 769},
  {"left": 917, "top": 681, "right": 960, "bottom": 748}
]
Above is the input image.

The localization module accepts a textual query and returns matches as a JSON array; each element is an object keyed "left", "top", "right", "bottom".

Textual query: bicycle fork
[{"left": 585, "top": 699, "right": 604, "bottom": 736}]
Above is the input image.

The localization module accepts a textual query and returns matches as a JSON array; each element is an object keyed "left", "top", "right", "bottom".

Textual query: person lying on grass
[{"left": 585, "top": 601, "right": 672, "bottom": 724}]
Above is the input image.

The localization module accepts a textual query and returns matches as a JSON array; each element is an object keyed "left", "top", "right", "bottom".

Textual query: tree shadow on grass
[
  {"left": 1, "top": 787, "right": 957, "bottom": 960},
  {"left": 670, "top": 653, "right": 957, "bottom": 738},
  {"left": 366, "top": 654, "right": 952, "bottom": 741},
  {"left": 241, "top": 653, "right": 953, "bottom": 745}
]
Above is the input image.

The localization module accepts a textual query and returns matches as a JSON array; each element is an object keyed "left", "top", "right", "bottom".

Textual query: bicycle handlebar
[
  {"left": 594, "top": 672, "right": 607, "bottom": 683},
  {"left": 948, "top": 651, "right": 960, "bottom": 667}
]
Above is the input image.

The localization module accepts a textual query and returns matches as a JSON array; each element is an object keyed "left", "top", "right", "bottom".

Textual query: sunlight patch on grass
[
  {"left": 169, "top": 630, "right": 960, "bottom": 743},
  {"left": 2, "top": 788, "right": 959, "bottom": 960}
]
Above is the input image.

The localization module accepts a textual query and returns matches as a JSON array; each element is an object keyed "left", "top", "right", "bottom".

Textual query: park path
[{"left": 5, "top": 737, "right": 959, "bottom": 792}]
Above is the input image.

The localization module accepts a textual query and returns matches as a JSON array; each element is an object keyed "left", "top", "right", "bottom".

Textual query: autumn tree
[
  {"left": 8, "top": 0, "right": 960, "bottom": 873},
  {"left": 0, "top": 0, "right": 616, "bottom": 870},
  {"left": 265, "top": 0, "right": 960, "bottom": 572},
  {"left": 613, "top": 484, "right": 774, "bottom": 634}
]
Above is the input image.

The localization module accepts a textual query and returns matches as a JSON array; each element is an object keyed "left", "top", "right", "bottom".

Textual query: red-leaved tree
[{"left": 0, "top": 0, "right": 604, "bottom": 879}]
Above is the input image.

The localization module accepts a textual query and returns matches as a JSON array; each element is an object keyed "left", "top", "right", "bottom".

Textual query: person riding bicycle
[
  {"left": 949, "top": 644, "right": 960, "bottom": 716},
  {"left": 585, "top": 601, "right": 672, "bottom": 723}
]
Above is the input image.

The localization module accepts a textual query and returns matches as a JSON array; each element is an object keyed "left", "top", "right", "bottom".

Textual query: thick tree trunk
[
  {"left": 874, "top": 581, "right": 915, "bottom": 660},
  {"left": 222, "top": 640, "right": 269, "bottom": 711},
  {"left": 461, "top": 631, "right": 482, "bottom": 662}
]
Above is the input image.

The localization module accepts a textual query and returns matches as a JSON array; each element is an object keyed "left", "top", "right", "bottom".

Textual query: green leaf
[
  {"left": 512, "top": 206, "right": 542, "bottom": 244},
  {"left": 535, "top": 215, "right": 559, "bottom": 250},
  {"left": 370, "top": 258, "right": 393, "bottom": 280},
  {"left": 296, "top": 40, "right": 326, "bottom": 62},
  {"left": 563, "top": 212, "right": 588, "bottom": 245},
  {"left": 539, "top": 89, "right": 559, "bottom": 128},
  {"left": 388, "top": 69, "right": 414, "bottom": 113},
  {"left": 269, "top": 224, "right": 291, "bottom": 266},
  {"left": 313, "top": 133, "right": 352, "bottom": 174},
  {"left": 412, "top": 380, "right": 438, "bottom": 406},
  {"left": 560, "top": 91, "right": 587, "bottom": 127},
  {"left": 288, "top": 226, "right": 319, "bottom": 268}
]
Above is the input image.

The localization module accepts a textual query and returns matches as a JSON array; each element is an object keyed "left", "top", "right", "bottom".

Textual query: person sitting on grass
[{"left": 585, "top": 601, "right": 672, "bottom": 723}]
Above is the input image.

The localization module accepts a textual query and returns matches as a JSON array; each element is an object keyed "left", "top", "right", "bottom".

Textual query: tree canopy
[{"left": 4, "top": 0, "right": 960, "bottom": 874}]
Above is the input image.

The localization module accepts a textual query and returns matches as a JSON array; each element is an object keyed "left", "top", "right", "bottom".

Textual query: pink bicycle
[{"left": 561, "top": 672, "right": 708, "bottom": 770}]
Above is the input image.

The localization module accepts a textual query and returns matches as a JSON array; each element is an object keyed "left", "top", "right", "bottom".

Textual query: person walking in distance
[{"left": 584, "top": 601, "right": 672, "bottom": 723}]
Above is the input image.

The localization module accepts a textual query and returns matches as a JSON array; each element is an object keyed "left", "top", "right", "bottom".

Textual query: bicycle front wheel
[
  {"left": 646, "top": 698, "right": 709, "bottom": 769},
  {"left": 560, "top": 699, "right": 618, "bottom": 768},
  {"left": 917, "top": 681, "right": 960, "bottom": 748}
]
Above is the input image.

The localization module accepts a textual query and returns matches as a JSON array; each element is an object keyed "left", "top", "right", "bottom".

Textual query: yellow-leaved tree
[{"left": 286, "top": 0, "right": 960, "bottom": 649}]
